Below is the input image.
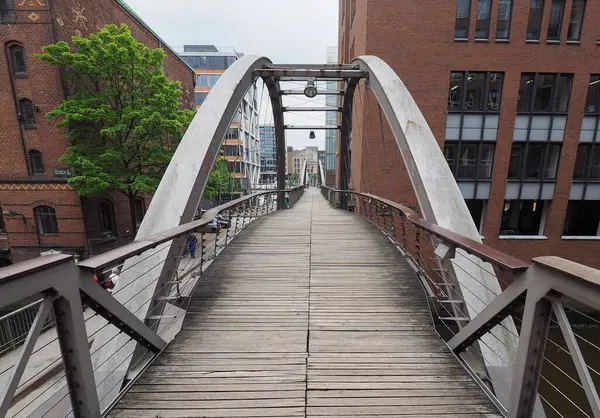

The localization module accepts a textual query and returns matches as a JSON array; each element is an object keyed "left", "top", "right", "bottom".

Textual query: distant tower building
[
  {"left": 259, "top": 125, "right": 276, "bottom": 187},
  {"left": 325, "top": 46, "right": 338, "bottom": 186}
]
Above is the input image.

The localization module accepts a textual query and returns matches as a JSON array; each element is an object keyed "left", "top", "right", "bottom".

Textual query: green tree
[
  {"left": 39, "top": 24, "right": 195, "bottom": 235},
  {"left": 204, "top": 152, "right": 231, "bottom": 201}
]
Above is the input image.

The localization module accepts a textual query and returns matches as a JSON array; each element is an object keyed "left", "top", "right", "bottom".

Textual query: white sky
[{"left": 126, "top": 0, "right": 339, "bottom": 150}]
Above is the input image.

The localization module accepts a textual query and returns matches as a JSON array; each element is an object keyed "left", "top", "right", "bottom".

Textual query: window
[
  {"left": 563, "top": 200, "right": 600, "bottom": 236},
  {"left": 18, "top": 99, "right": 35, "bottom": 128},
  {"left": 134, "top": 198, "right": 145, "bottom": 227},
  {"left": 444, "top": 143, "right": 495, "bottom": 179},
  {"left": 475, "top": 0, "right": 492, "bottom": 39},
  {"left": 546, "top": 0, "right": 565, "bottom": 41},
  {"left": 34, "top": 206, "right": 58, "bottom": 235},
  {"left": 501, "top": 200, "right": 546, "bottom": 235},
  {"left": 225, "top": 127, "right": 239, "bottom": 140},
  {"left": 181, "top": 55, "right": 237, "bottom": 69},
  {"left": 455, "top": 0, "right": 471, "bottom": 38},
  {"left": 496, "top": 0, "right": 513, "bottom": 39},
  {"left": 508, "top": 143, "right": 561, "bottom": 180},
  {"left": 517, "top": 73, "right": 572, "bottom": 113},
  {"left": 573, "top": 144, "right": 600, "bottom": 180},
  {"left": 448, "top": 71, "right": 504, "bottom": 112},
  {"left": 195, "top": 92, "right": 208, "bottom": 106},
  {"left": 567, "top": 0, "right": 585, "bottom": 41},
  {"left": 29, "top": 150, "right": 43, "bottom": 175},
  {"left": 9, "top": 45, "right": 26, "bottom": 75},
  {"left": 534, "top": 74, "right": 556, "bottom": 111},
  {"left": 0, "top": 0, "right": 15, "bottom": 23},
  {"left": 228, "top": 161, "right": 244, "bottom": 173},
  {"left": 223, "top": 144, "right": 241, "bottom": 157},
  {"left": 585, "top": 75, "right": 600, "bottom": 114},
  {"left": 196, "top": 73, "right": 221, "bottom": 88},
  {"left": 466, "top": 200, "right": 485, "bottom": 233},
  {"left": 98, "top": 200, "right": 115, "bottom": 236},
  {"left": 527, "top": 0, "right": 545, "bottom": 40}
]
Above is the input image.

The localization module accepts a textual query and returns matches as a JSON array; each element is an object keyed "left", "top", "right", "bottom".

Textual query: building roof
[
  {"left": 115, "top": 0, "right": 194, "bottom": 71},
  {"left": 180, "top": 45, "right": 243, "bottom": 58}
]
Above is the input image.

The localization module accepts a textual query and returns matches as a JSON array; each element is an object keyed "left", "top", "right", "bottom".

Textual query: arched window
[
  {"left": 18, "top": 99, "right": 35, "bottom": 128},
  {"left": 134, "top": 197, "right": 145, "bottom": 227},
  {"left": 28, "top": 150, "right": 43, "bottom": 175},
  {"left": 34, "top": 206, "right": 58, "bottom": 235},
  {"left": 98, "top": 200, "right": 115, "bottom": 237},
  {"left": 8, "top": 44, "right": 26, "bottom": 75}
]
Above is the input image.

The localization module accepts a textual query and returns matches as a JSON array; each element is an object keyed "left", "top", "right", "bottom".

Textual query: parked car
[
  {"left": 203, "top": 218, "right": 219, "bottom": 233},
  {"left": 202, "top": 215, "right": 230, "bottom": 233},
  {"left": 216, "top": 214, "right": 230, "bottom": 228}
]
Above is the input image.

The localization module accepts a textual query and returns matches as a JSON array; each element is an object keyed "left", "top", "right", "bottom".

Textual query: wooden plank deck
[{"left": 110, "top": 188, "right": 501, "bottom": 418}]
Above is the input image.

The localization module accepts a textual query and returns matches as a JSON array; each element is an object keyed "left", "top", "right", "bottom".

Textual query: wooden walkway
[{"left": 110, "top": 188, "right": 501, "bottom": 417}]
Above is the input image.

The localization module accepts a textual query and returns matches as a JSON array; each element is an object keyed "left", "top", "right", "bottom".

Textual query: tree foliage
[
  {"left": 39, "top": 24, "right": 195, "bottom": 233},
  {"left": 204, "top": 152, "right": 238, "bottom": 201}
]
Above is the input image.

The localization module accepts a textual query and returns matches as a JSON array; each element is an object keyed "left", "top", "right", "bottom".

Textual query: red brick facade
[
  {"left": 339, "top": 0, "right": 600, "bottom": 269},
  {"left": 0, "top": 0, "right": 195, "bottom": 264}
]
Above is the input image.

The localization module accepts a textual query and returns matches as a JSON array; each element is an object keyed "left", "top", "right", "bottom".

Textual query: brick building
[
  {"left": 0, "top": 0, "right": 195, "bottom": 265},
  {"left": 339, "top": 0, "right": 600, "bottom": 268}
]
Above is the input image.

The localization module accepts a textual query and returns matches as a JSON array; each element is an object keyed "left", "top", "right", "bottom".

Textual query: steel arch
[{"left": 348, "top": 55, "right": 520, "bottom": 411}]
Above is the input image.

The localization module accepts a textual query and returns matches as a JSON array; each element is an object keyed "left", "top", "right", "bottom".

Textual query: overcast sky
[{"left": 126, "top": 0, "right": 339, "bottom": 150}]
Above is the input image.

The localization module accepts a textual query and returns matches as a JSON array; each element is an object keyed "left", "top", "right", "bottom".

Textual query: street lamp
[
  {"left": 309, "top": 131, "right": 316, "bottom": 140},
  {"left": 304, "top": 78, "right": 317, "bottom": 98}
]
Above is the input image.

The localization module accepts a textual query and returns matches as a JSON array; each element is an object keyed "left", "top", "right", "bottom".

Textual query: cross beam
[
  {"left": 284, "top": 125, "right": 340, "bottom": 130},
  {"left": 283, "top": 106, "right": 342, "bottom": 112},
  {"left": 255, "top": 69, "right": 367, "bottom": 79}
]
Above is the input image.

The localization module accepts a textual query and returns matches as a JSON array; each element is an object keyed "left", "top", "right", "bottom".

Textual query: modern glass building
[{"left": 179, "top": 45, "right": 260, "bottom": 191}]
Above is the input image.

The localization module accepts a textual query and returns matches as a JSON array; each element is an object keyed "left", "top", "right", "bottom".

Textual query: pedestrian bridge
[
  {"left": 1, "top": 56, "right": 600, "bottom": 418},
  {"left": 110, "top": 188, "right": 499, "bottom": 417}
]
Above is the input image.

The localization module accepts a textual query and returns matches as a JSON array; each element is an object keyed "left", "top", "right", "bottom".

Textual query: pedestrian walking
[
  {"left": 106, "top": 267, "right": 119, "bottom": 295},
  {"left": 188, "top": 234, "right": 198, "bottom": 259}
]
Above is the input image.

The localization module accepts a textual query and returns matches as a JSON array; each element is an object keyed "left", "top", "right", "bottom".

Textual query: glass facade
[
  {"left": 259, "top": 126, "right": 277, "bottom": 185},
  {"left": 197, "top": 74, "right": 221, "bottom": 87},
  {"left": 182, "top": 55, "right": 237, "bottom": 69},
  {"left": 325, "top": 80, "right": 337, "bottom": 185}
]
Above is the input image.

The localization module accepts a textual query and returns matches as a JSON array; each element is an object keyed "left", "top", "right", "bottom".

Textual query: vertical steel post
[
  {"left": 53, "top": 285, "right": 101, "bottom": 418},
  {"left": 508, "top": 291, "right": 552, "bottom": 418}
]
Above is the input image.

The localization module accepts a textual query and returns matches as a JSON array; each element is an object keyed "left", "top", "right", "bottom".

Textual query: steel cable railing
[
  {"left": 322, "top": 186, "right": 600, "bottom": 418},
  {"left": 0, "top": 187, "right": 304, "bottom": 418}
]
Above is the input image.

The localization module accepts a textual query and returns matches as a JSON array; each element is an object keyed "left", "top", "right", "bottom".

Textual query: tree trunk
[{"left": 128, "top": 193, "right": 138, "bottom": 238}]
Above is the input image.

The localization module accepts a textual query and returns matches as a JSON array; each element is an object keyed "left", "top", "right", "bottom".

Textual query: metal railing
[
  {"left": 0, "top": 187, "right": 303, "bottom": 418},
  {"left": 0, "top": 301, "right": 56, "bottom": 355},
  {"left": 322, "top": 186, "right": 600, "bottom": 418}
]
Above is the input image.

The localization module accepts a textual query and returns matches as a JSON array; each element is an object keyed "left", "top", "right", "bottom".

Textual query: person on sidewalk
[
  {"left": 188, "top": 234, "right": 198, "bottom": 259},
  {"left": 106, "top": 267, "right": 120, "bottom": 295}
]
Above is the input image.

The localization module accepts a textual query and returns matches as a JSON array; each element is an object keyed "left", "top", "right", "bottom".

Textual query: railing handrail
[
  {"left": 0, "top": 299, "right": 43, "bottom": 322},
  {"left": 324, "top": 187, "right": 530, "bottom": 272},
  {"left": 533, "top": 256, "right": 600, "bottom": 287},
  {"left": 77, "top": 188, "right": 301, "bottom": 272},
  {"left": 0, "top": 254, "right": 73, "bottom": 284}
]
